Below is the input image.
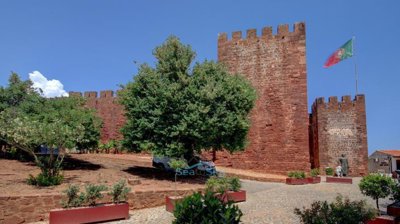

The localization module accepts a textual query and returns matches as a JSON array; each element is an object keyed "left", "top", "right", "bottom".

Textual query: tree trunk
[
  {"left": 174, "top": 173, "right": 178, "bottom": 197},
  {"left": 212, "top": 150, "right": 216, "bottom": 162}
]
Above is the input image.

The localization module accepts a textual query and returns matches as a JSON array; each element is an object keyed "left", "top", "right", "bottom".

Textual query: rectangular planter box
[
  {"left": 387, "top": 202, "right": 400, "bottom": 217},
  {"left": 286, "top": 178, "right": 308, "bottom": 185},
  {"left": 49, "top": 202, "right": 129, "bottom": 224},
  {"left": 366, "top": 215, "right": 398, "bottom": 224},
  {"left": 326, "top": 176, "right": 353, "bottom": 184},
  {"left": 166, "top": 195, "right": 184, "bottom": 213},
  {"left": 307, "top": 177, "right": 321, "bottom": 184},
  {"left": 217, "top": 190, "right": 247, "bottom": 203}
]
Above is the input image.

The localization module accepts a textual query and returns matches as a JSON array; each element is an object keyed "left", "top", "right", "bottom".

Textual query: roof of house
[{"left": 378, "top": 150, "right": 400, "bottom": 157}]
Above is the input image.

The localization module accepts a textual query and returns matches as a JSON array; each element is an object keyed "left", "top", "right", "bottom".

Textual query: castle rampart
[{"left": 69, "top": 91, "right": 125, "bottom": 142}]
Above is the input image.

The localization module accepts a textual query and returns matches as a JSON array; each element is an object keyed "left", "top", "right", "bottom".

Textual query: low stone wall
[{"left": 0, "top": 188, "right": 203, "bottom": 223}]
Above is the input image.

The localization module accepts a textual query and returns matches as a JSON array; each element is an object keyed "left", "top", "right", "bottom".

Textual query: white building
[{"left": 368, "top": 150, "right": 400, "bottom": 174}]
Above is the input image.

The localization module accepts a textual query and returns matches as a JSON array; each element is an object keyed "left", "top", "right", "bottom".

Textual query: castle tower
[
  {"left": 310, "top": 95, "right": 368, "bottom": 176},
  {"left": 212, "top": 22, "right": 310, "bottom": 174}
]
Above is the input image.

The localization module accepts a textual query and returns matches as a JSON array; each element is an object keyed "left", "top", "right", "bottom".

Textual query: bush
[
  {"left": 173, "top": 191, "right": 242, "bottom": 224},
  {"left": 288, "top": 171, "right": 306, "bottom": 179},
  {"left": 84, "top": 184, "right": 108, "bottom": 206},
  {"left": 325, "top": 167, "right": 334, "bottom": 176},
  {"left": 27, "top": 156, "right": 65, "bottom": 186},
  {"left": 60, "top": 181, "right": 130, "bottom": 208},
  {"left": 108, "top": 180, "right": 131, "bottom": 204},
  {"left": 27, "top": 173, "right": 63, "bottom": 186},
  {"left": 310, "top": 168, "right": 320, "bottom": 177},
  {"left": 206, "top": 176, "right": 242, "bottom": 193},
  {"left": 168, "top": 158, "right": 188, "bottom": 170},
  {"left": 359, "top": 173, "right": 396, "bottom": 210},
  {"left": 229, "top": 177, "right": 241, "bottom": 192},
  {"left": 391, "top": 183, "right": 400, "bottom": 202},
  {"left": 294, "top": 195, "right": 377, "bottom": 224},
  {"left": 61, "top": 185, "right": 85, "bottom": 208}
]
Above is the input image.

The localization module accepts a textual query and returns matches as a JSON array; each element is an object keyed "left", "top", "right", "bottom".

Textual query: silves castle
[{"left": 70, "top": 22, "right": 368, "bottom": 176}]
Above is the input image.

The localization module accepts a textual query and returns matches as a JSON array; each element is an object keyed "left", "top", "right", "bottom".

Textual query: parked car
[{"left": 152, "top": 155, "right": 217, "bottom": 176}]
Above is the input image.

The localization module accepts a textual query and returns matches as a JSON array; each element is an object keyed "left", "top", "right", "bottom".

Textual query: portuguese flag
[{"left": 324, "top": 38, "right": 353, "bottom": 68}]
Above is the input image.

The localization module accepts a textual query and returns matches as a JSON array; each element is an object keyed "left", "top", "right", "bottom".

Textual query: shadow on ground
[
  {"left": 123, "top": 166, "right": 208, "bottom": 184},
  {"left": 62, "top": 156, "right": 103, "bottom": 171}
]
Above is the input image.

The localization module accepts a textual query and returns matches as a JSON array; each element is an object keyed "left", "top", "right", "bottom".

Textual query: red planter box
[
  {"left": 326, "top": 176, "right": 353, "bottom": 184},
  {"left": 217, "top": 190, "right": 247, "bottom": 203},
  {"left": 307, "top": 177, "right": 321, "bottom": 184},
  {"left": 49, "top": 202, "right": 129, "bottom": 224},
  {"left": 286, "top": 178, "right": 308, "bottom": 185},
  {"left": 366, "top": 215, "right": 398, "bottom": 224},
  {"left": 166, "top": 196, "right": 184, "bottom": 213},
  {"left": 387, "top": 202, "right": 400, "bottom": 217}
]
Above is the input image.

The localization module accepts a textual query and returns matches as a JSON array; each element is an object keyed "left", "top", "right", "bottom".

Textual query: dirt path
[{"left": 0, "top": 154, "right": 204, "bottom": 196}]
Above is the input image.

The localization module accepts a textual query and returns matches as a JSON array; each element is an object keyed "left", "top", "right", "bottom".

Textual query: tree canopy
[
  {"left": 120, "top": 37, "right": 256, "bottom": 158},
  {"left": 0, "top": 73, "right": 101, "bottom": 184},
  {"left": 0, "top": 73, "right": 101, "bottom": 156}
]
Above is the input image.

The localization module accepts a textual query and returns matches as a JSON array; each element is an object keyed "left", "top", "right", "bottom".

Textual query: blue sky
[{"left": 0, "top": 1, "right": 399, "bottom": 154}]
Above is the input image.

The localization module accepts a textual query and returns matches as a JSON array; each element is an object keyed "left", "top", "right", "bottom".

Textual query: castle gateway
[{"left": 70, "top": 22, "right": 368, "bottom": 176}]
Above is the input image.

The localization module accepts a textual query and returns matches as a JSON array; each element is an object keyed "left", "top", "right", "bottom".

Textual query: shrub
[
  {"left": 294, "top": 195, "right": 377, "bottom": 224},
  {"left": 84, "top": 184, "right": 108, "bottom": 206},
  {"left": 61, "top": 185, "right": 85, "bottom": 208},
  {"left": 288, "top": 171, "right": 306, "bottom": 179},
  {"left": 108, "top": 180, "right": 131, "bottom": 204},
  {"left": 310, "top": 168, "right": 320, "bottom": 177},
  {"left": 229, "top": 177, "right": 241, "bottom": 192},
  {"left": 27, "top": 173, "right": 63, "bottom": 186},
  {"left": 391, "top": 183, "right": 400, "bottom": 203},
  {"left": 168, "top": 158, "right": 188, "bottom": 196},
  {"left": 325, "top": 167, "right": 334, "bottom": 176},
  {"left": 173, "top": 191, "right": 242, "bottom": 224},
  {"left": 359, "top": 173, "right": 396, "bottom": 210},
  {"left": 168, "top": 158, "right": 188, "bottom": 170},
  {"left": 206, "top": 176, "right": 241, "bottom": 193}
]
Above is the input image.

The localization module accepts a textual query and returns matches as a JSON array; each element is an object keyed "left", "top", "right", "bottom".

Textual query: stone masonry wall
[
  {"left": 203, "top": 22, "right": 310, "bottom": 174},
  {"left": 69, "top": 91, "right": 125, "bottom": 143},
  {"left": 309, "top": 95, "right": 368, "bottom": 176}
]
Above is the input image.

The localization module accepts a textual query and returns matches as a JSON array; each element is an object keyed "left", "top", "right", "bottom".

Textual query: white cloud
[{"left": 29, "top": 71, "right": 69, "bottom": 98}]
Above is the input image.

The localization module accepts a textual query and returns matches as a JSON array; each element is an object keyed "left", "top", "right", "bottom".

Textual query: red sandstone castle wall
[
  {"left": 69, "top": 91, "right": 125, "bottom": 143},
  {"left": 309, "top": 95, "right": 368, "bottom": 176},
  {"left": 204, "top": 22, "right": 311, "bottom": 174}
]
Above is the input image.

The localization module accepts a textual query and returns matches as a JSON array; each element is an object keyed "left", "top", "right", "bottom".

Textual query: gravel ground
[{"left": 107, "top": 177, "right": 391, "bottom": 224}]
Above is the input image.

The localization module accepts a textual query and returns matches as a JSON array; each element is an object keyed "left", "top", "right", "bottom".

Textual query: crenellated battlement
[
  {"left": 313, "top": 94, "right": 365, "bottom": 111},
  {"left": 69, "top": 90, "right": 119, "bottom": 99},
  {"left": 218, "top": 22, "right": 305, "bottom": 43}
]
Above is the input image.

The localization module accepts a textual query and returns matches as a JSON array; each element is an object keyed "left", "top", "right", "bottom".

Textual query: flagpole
[{"left": 353, "top": 36, "right": 359, "bottom": 95}]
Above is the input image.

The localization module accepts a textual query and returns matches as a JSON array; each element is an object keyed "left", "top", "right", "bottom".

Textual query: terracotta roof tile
[{"left": 378, "top": 150, "right": 400, "bottom": 157}]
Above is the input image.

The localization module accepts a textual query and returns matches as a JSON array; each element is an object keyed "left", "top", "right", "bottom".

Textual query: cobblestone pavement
[{"left": 107, "top": 177, "right": 391, "bottom": 224}]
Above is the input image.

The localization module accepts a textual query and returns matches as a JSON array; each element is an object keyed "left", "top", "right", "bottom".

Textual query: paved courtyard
[{"left": 109, "top": 177, "right": 391, "bottom": 224}]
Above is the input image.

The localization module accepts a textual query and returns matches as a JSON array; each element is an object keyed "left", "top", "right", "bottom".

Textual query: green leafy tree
[
  {"left": 120, "top": 36, "right": 256, "bottom": 159},
  {"left": 0, "top": 73, "right": 101, "bottom": 185},
  {"left": 359, "top": 173, "right": 396, "bottom": 210}
]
